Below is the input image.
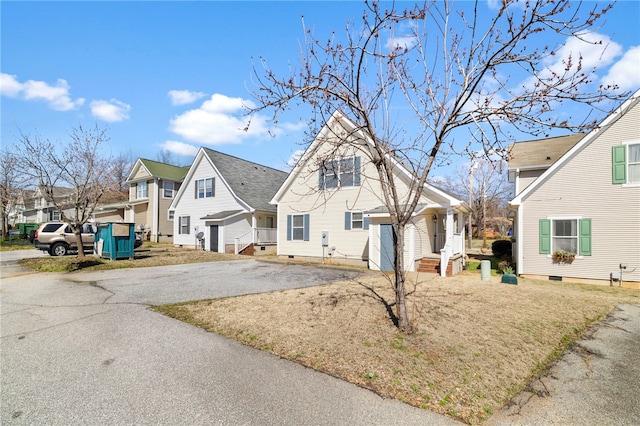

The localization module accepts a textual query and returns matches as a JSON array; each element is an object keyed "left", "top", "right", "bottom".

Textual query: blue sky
[{"left": 2, "top": 1, "right": 639, "bottom": 175}]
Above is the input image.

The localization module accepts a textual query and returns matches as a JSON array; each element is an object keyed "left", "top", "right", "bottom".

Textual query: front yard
[{"left": 156, "top": 270, "right": 639, "bottom": 424}]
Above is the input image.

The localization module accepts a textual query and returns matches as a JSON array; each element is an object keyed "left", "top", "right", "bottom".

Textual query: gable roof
[
  {"left": 127, "top": 158, "right": 189, "bottom": 182},
  {"left": 510, "top": 89, "right": 640, "bottom": 206},
  {"left": 271, "top": 110, "right": 468, "bottom": 210},
  {"left": 200, "top": 148, "right": 288, "bottom": 211},
  {"left": 508, "top": 133, "right": 585, "bottom": 171}
]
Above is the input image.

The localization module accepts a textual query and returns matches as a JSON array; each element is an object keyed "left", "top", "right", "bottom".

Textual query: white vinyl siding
[{"left": 171, "top": 152, "right": 254, "bottom": 248}]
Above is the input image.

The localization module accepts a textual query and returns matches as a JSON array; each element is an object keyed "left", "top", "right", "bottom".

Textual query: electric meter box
[{"left": 321, "top": 231, "right": 329, "bottom": 247}]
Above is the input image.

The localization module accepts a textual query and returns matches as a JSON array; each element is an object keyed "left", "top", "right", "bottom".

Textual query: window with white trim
[
  {"left": 163, "top": 181, "right": 174, "bottom": 198},
  {"left": 344, "top": 211, "right": 370, "bottom": 230},
  {"left": 195, "top": 178, "right": 214, "bottom": 198},
  {"left": 286, "top": 214, "right": 310, "bottom": 241},
  {"left": 179, "top": 216, "right": 190, "bottom": 234},
  {"left": 319, "top": 156, "right": 361, "bottom": 190},
  {"left": 539, "top": 218, "right": 591, "bottom": 256},
  {"left": 137, "top": 182, "right": 148, "bottom": 199},
  {"left": 168, "top": 210, "right": 174, "bottom": 221},
  {"left": 553, "top": 219, "right": 577, "bottom": 253},
  {"left": 292, "top": 215, "right": 305, "bottom": 240},
  {"left": 628, "top": 143, "right": 640, "bottom": 183}
]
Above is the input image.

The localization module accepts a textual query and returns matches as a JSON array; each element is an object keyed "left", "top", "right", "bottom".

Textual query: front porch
[{"left": 234, "top": 227, "right": 277, "bottom": 255}]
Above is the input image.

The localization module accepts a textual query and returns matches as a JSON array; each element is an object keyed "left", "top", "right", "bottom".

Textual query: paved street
[{"left": 1, "top": 254, "right": 459, "bottom": 425}]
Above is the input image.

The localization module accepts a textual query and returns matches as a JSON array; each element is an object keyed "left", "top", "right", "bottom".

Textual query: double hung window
[
  {"left": 195, "top": 178, "right": 214, "bottom": 198},
  {"left": 137, "top": 182, "right": 148, "bottom": 199},
  {"left": 320, "top": 156, "right": 361, "bottom": 190}
]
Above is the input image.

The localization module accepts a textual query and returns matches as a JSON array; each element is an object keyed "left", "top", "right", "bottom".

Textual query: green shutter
[
  {"left": 303, "top": 214, "right": 310, "bottom": 241},
  {"left": 612, "top": 145, "right": 627, "bottom": 184},
  {"left": 344, "top": 212, "right": 351, "bottom": 230},
  {"left": 539, "top": 219, "right": 551, "bottom": 254},
  {"left": 579, "top": 218, "right": 592, "bottom": 256},
  {"left": 286, "top": 215, "right": 292, "bottom": 241}
]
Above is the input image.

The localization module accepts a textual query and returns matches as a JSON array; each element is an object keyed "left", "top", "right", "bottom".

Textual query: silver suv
[{"left": 34, "top": 222, "right": 96, "bottom": 256}]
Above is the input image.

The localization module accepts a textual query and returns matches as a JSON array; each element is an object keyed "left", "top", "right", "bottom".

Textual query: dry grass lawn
[{"left": 157, "top": 269, "right": 639, "bottom": 424}]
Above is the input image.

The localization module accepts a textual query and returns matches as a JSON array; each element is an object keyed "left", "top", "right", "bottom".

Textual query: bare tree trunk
[
  {"left": 393, "top": 222, "right": 412, "bottom": 332},
  {"left": 75, "top": 230, "right": 85, "bottom": 257}
]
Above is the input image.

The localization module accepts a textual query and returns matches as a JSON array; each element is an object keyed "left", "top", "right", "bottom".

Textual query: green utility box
[
  {"left": 95, "top": 222, "right": 136, "bottom": 260},
  {"left": 18, "top": 223, "right": 39, "bottom": 237},
  {"left": 501, "top": 274, "right": 518, "bottom": 285}
]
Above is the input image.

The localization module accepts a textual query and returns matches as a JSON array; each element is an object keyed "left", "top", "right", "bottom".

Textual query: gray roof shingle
[{"left": 202, "top": 148, "right": 288, "bottom": 212}]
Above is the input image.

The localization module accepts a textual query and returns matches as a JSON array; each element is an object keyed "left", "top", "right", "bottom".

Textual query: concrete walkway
[
  {"left": 1, "top": 254, "right": 459, "bottom": 425},
  {"left": 488, "top": 304, "right": 640, "bottom": 426}
]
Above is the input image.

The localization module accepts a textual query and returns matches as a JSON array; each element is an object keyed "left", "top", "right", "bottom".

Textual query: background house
[
  {"left": 103, "top": 158, "right": 190, "bottom": 243},
  {"left": 508, "top": 90, "right": 640, "bottom": 287},
  {"left": 170, "top": 148, "right": 287, "bottom": 254},
  {"left": 271, "top": 111, "right": 469, "bottom": 276},
  {"left": 13, "top": 186, "right": 76, "bottom": 224}
]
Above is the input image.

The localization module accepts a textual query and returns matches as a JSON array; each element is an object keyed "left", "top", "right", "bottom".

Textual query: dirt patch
[{"left": 156, "top": 271, "right": 639, "bottom": 424}]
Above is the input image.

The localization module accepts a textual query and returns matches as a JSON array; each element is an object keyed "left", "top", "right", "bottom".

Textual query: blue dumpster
[{"left": 95, "top": 222, "right": 136, "bottom": 260}]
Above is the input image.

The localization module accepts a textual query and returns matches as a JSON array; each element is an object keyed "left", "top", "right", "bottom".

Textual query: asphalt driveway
[{"left": 0, "top": 255, "right": 459, "bottom": 425}]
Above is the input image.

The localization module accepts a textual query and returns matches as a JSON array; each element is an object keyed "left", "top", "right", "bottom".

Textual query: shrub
[{"left": 491, "top": 239, "right": 512, "bottom": 258}]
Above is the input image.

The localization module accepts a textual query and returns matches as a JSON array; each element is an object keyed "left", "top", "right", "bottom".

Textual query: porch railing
[
  {"left": 440, "top": 230, "right": 465, "bottom": 277},
  {"left": 235, "top": 227, "right": 278, "bottom": 254},
  {"left": 254, "top": 227, "right": 277, "bottom": 244}
]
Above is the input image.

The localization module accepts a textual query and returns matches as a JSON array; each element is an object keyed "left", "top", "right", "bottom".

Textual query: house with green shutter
[
  {"left": 508, "top": 89, "right": 640, "bottom": 287},
  {"left": 271, "top": 111, "right": 470, "bottom": 275}
]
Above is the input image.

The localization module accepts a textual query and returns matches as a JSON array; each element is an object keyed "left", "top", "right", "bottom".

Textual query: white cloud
[
  {"left": 602, "top": 46, "right": 640, "bottom": 91},
  {"left": 546, "top": 32, "right": 622, "bottom": 72},
  {"left": 160, "top": 140, "right": 199, "bottom": 156},
  {"left": 168, "top": 89, "right": 207, "bottom": 106},
  {"left": 90, "top": 99, "right": 131, "bottom": 122},
  {"left": 520, "top": 32, "right": 622, "bottom": 93},
  {"left": 286, "top": 150, "right": 305, "bottom": 169},
  {"left": 0, "top": 73, "right": 23, "bottom": 96},
  {"left": 0, "top": 73, "right": 84, "bottom": 111},
  {"left": 386, "top": 35, "right": 418, "bottom": 51},
  {"left": 169, "top": 93, "right": 269, "bottom": 145}
]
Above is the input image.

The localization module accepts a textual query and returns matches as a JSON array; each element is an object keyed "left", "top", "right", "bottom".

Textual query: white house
[
  {"left": 169, "top": 148, "right": 287, "bottom": 254},
  {"left": 271, "top": 111, "right": 470, "bottom": 276},
  {"left": 508, "top": 89, "right": 640, "bottom": 287}
]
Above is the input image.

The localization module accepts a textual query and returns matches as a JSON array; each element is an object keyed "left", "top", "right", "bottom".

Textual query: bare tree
[
  {"left": 432, "top": 156, "right": 513, "bottom": 245},
  {"left": 250, "top": 0, "right": 625, "bottom": 332},
  {"left": 0, "top": 149, "right": 28, "bottom": 237},
  {"left": 104, "top": 151, "right": 134, "bottom": 204},
  {"left": 18, "top": 125, "right": 119, "bottom": 257}
]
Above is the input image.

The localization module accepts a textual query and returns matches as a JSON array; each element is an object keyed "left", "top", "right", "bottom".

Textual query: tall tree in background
[
  {"left": 18, "top": 124, "right": 118, "bottom": 257},
  {"left": 432, "top": 156, "right": 513, "bottom": 245},
  {"left": 250, "top": 0, "right": 625, "bottom": 332}
]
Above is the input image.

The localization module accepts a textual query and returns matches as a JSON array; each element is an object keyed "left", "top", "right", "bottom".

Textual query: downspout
[
  {"left": 516, "top": 204, "right": 524, "bottom": 275},
  {"left": 153, "top": 178, "right": 159, "bottom": 242}
]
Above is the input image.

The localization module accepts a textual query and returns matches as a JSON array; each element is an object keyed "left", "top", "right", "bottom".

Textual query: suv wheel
[{"left": 50, "top": 243, "right": 68, "bottom": 257}]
